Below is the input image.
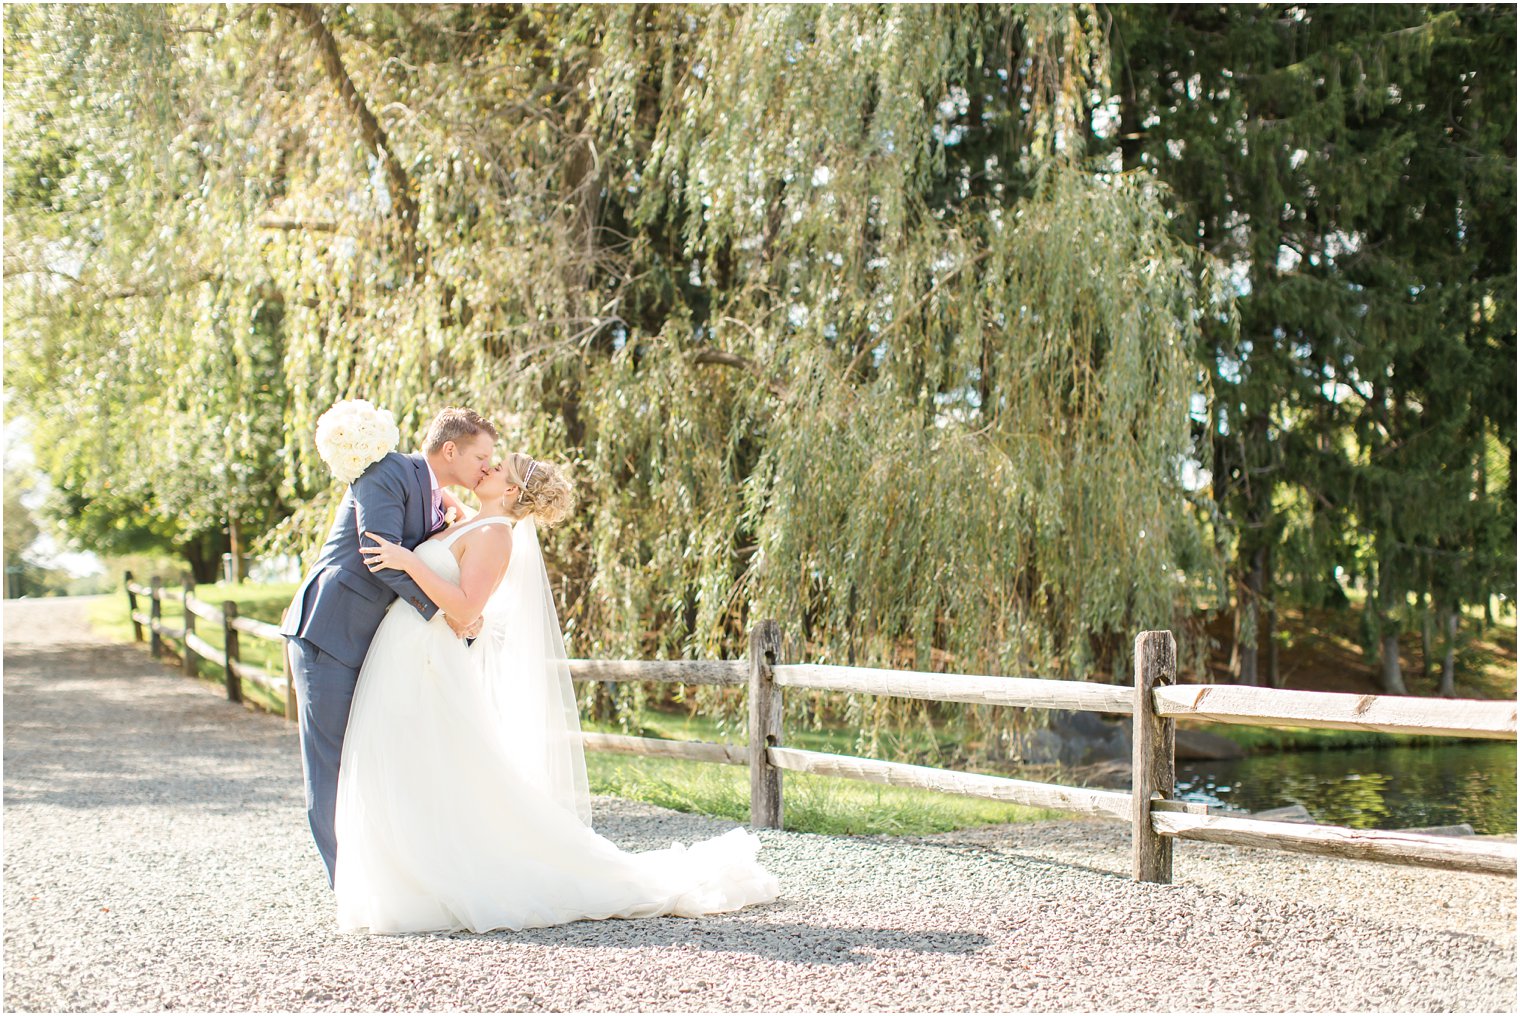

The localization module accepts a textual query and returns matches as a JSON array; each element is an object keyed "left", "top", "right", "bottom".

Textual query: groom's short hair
[{"left": 423, "top": 408, "right": 498, "bottom": 454}]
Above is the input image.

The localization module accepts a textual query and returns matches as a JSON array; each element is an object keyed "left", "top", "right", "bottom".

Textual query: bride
[{"left": 338, "top": 452, "right": 779, "bottom": 934}]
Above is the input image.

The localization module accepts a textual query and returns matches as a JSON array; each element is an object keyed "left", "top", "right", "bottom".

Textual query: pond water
[{"left": 1176, "top": 740, "right": 1517, "bottom": 834}]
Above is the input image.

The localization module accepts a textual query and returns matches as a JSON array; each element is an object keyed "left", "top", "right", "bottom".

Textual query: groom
[{"left": 281, "top": 407, "right": 498, "bottom": 886}]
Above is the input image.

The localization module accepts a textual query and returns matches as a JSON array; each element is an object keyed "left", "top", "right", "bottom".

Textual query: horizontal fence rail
[
  {"left": 568, "top": 659, "right": 746, "bottom": 687},
  {"left": 185, "top": 595, "right": 225, "bottom": 626},
  {"left": 1154, "top": 684, "right": 1518, "bottom": 740},
  {"left": 123, "top": 575, "right": 1516, "bottom": 884},
  {"left": 581, "top": 732, "right": 749, "bottom": 766},
  {"left": 1151, "top": 811, "right": 1519, "bottom": 878},
  {"left": 232, "top": 616, "right": 284, "bottom": 642},
  {"left": 184, "top": 631, "right": 222, "bottom": 668},
  {"left": 772, "top": 664, "right": 1134, "bottom": 714},
  {"left": 230, "top": 659, "right": 287, "bottom": 694},
  {"left": 765, "top": 746, "right": 1136, "bottom": 821}
]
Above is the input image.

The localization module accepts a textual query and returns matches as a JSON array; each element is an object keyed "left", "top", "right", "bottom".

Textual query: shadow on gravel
[
  {"left": 3, "top": 643, "right": 149, "bottom": 672},
  {"left": 479, "top": 918, "right": 991, "bottom": 965},
  {"left": 897, "top": 835, "right": 1130, "bottom": 883},
  {"left": 5, "top": 643, "right": 299, "bottom": 813}
]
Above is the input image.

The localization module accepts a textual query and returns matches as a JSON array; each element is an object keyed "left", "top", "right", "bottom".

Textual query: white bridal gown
[{"left": 334, "top": 516, "right": 779, "bottom": 934}]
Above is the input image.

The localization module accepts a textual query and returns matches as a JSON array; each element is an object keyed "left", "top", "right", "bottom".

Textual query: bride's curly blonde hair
[{"left": 503, "top": 451, "right": 576, "bottom": 528}]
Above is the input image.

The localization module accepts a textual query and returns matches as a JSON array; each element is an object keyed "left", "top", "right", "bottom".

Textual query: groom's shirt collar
[{"left": 424, "top": 457, "right": 440, "bottom": 494}]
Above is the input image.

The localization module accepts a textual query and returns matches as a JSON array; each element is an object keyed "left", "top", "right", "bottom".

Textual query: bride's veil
[{"left": 478, "top": 518, "right": 591, "bottom": 825}]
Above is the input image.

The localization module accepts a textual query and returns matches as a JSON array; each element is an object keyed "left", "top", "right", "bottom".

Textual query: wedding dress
[{"left": 334, "top": 515, "right": 779, "bottom": 934}]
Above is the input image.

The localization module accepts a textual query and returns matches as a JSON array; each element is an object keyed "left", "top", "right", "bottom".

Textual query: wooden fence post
[
  {"left": 1132, "top": 629, "right": 1178, "bottom": 883},
  {"left": 125, "top": 571, "right": 143, "bottom": 643},
  {"left": 149, "top": 577, "right": 163, "bottom": 658},
  {"left": 222, "top": 600, "right": 243, "bottom": 704},
  {"left": 181, "top": 579, "right": 198, "bottom": 678},
  {"left": 282, "top": 608, "right": 298, "bottom": 723},
  {"left": 748, "top": 619, "right": 784, "bottom": 830}
]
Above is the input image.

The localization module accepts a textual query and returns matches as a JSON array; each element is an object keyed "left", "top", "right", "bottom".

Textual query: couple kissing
[{"left": 281, "top": 405, "right": 778, "bottom": 934}]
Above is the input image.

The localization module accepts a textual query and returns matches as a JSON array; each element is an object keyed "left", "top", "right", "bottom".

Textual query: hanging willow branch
[
  {"left": 6, "top": 4, "right": 1236, "bottom": 749},
  {"left": 688, "top": 348, "right": 785, "bottom": 398},
  {"left": 275, "top": 3, "right": 421, "bottom": 273}
]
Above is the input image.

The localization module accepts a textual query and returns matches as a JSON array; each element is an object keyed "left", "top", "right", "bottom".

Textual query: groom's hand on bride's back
[{"left": 446, "top": 614, "right": 483, "bottom": 640}]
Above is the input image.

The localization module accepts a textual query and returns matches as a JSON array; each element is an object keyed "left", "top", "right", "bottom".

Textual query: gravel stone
[{"left": 5, "top": 597, "right": 1515, "bottom": 1012}]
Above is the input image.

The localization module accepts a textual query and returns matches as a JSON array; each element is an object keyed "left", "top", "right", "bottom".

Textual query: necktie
[{"left": 431, "top": 487, "right": 444, "bottom": 528}]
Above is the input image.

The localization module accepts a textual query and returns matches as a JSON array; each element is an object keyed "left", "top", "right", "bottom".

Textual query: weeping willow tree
[
  {"left": 6, "top": 4, "right": 1223, "bottom": 747},
  {"left": 4, "top": 4, "right": 295, "bottom": 578}
]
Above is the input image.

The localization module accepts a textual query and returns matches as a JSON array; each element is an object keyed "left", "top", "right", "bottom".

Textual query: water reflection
[{"left": 1176, "top": 741, "right": 1517, "bottom": 833}]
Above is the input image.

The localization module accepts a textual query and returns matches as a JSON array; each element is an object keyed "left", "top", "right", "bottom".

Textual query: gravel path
[{"left": 4, "top": 597, "right": 1515, "bottom": 1012}]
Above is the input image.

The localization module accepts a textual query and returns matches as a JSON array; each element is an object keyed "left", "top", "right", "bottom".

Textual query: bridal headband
[{"left": 522, "top": 459, "right": 538, "bottom": 487}]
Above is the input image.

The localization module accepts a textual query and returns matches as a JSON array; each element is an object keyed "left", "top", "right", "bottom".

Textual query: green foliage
[
  {"left": 4, "top": 4, "right": 295, "bottom": 578},
  {"left": 2, "top": 465, "right": 59, "bottom": 597},
  {"left": 4, "top": 467, "right": 40, "bottom": 565},
  {"left": 7, "top": 4, "right": 1512, "bottom": 759},
  {"left": 5, "top": 4, "right": 1220, "bottom": 702},
  {"left": 1110, "top": 4, "right": 1516, "bottom": 687}
]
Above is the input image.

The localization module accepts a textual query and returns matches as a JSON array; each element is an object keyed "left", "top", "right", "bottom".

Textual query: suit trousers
[{"left": 286, "top": 635, "right": 360, "bottom": 888}]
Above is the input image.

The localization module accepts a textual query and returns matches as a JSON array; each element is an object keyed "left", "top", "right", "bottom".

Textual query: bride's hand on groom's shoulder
[{"left": 362, "top": 532, "right": 416, "bottom": 575}]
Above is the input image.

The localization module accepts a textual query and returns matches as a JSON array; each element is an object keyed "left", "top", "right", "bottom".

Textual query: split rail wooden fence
[
  {"left": 125, "top": 576, "right": 1517, "bottom": 883},
  {"left": 125, "top": 572, "right": 292, "bottom": 711}
]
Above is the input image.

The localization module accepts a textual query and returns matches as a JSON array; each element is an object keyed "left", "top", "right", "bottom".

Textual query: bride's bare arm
[{"left": 362, "top": 527, "right": 511, "bottom": 626}]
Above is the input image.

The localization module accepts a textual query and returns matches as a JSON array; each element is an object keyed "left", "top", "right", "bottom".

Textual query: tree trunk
[
  {"left": 1237, "top": 546, "right": 1266, "bottom": 687},
  {"left": 1379, "top": 631, "right": 1408, "bottom": 695},
  {"left": 1420, "top": 593, "right": 1435, "bottom": 680},
  {"left": 1265, "top": 602, "right": 1279, "bottom": 688},
  {"left": 280, "top": 3, "right": 421, "bottom": 273},
  {"left": 592, "top": 681, "right": 616, "bottom": 723},
  {"left": 181, "top": 531, "right": 227, "bottom": 585},
  {"left": 1117, "top": 60, "right": 1143, "bottom": 174},
  {"left": 228, "top": 515, "right": 242, "bottom": 584},
  {"left": 1373, "top": 554, "right": 1407, "bottom": 695},
  {"left": 1439, "top": 607, "right": 1457, "bottom": 698},
  {"left": 1263, "top": 545, "right": 1279, "bottom": 687},
  {"left": 1237, "top": 601, "right": 1257, "bottom": 687},
  {"left": 1226, "top": 612, "right": 1240, "bottom": 680}
]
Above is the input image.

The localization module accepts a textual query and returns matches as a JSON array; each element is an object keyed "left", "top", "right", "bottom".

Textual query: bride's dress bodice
[
  {"left": 414, "top": 536, "right": 462, "bottom": 584},
  {"left": 400, "top": 518, "right": 505, "bottom": 625}
]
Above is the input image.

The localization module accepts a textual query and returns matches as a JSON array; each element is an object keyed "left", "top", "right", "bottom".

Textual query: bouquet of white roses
[{"left": 315, "top": 399, "right": 401, "bottom": 484}]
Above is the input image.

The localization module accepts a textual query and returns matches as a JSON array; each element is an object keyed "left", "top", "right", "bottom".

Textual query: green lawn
[
  {"left": 583, "top": 750, "right": 1064, "bottom": 836},
  {"left": 581, "top": 708, "right": 1064, "bottom": 835}
]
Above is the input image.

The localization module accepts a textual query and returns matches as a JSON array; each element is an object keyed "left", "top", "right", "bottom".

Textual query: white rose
[{"left": 316, "top": 399, "right": 402, "bottom": 485}]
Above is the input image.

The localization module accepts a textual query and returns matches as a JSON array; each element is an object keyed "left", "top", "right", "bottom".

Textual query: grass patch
[
  {"left": 582, "top": 711, "right": 1065, "bottom": 835},
  {"left": 584, "top": 750, "right": 1064, "bottom": 837}
]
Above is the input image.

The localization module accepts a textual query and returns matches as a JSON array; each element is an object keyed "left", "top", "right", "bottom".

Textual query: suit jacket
[{"left": 280, "top": 451, "right": 443, "bottom": 669}]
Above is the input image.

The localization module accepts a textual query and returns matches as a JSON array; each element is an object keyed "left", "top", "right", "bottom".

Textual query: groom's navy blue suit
[{"left": 281, "top": 451, "right": 442, "bottom": 886}]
